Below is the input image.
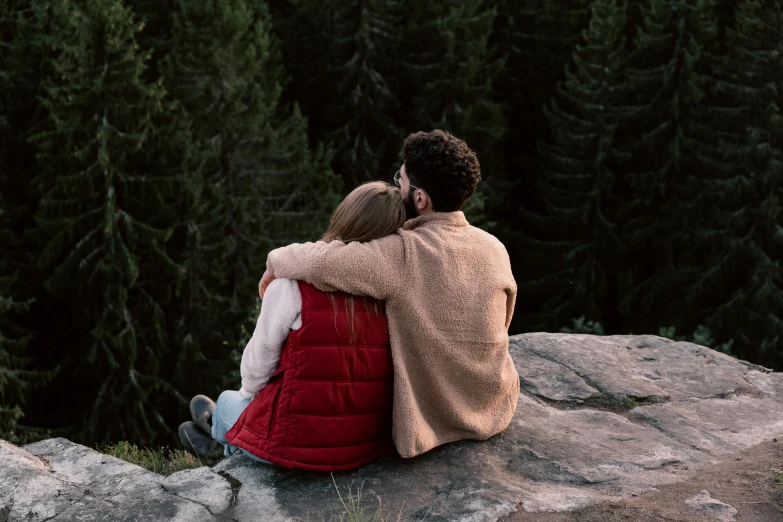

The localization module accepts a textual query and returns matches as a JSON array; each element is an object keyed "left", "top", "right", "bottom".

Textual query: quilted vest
[{"left": 225, "top": 281, "right": 394, "bottom": 471}]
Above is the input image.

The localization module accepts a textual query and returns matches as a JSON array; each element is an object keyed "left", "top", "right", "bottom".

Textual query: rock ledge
[{"left": 2, "top": 333, "right": 782, "bottom": 521}]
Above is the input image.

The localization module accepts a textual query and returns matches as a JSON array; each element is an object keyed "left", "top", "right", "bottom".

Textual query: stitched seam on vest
[
  {"left": 286, "top": 411, "right": 386, "bottom": 417},
  {"left": 276, "top": 440, "right": 389, "bottom": 449},
  {"left": 242, "top": 446, "right": 390, "bottom": 471},
  {"left": 310, "top": 302, "right": 381, "bottom": 306},
  {"left": 304, "top": 306, "right": 381, "bottom": 310},
  {"left": 293, "top": 377, "right": 389, "bottom": 383},
  {"left": 294, "top": 344, "right": 389, "bottom": 349},
  {"left": 237, "top": 423, "right": 265, "bottom": 441},
  {"left": 285, "top": 282, "right": 310, "bottom": 456},
  {"left": 282, "top": 335, "right": 299, "bottom": 455}
]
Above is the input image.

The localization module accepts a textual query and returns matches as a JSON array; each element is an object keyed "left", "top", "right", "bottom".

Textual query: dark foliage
[{"left": 525, "top": 0, "right": 629, "bottom": 332}]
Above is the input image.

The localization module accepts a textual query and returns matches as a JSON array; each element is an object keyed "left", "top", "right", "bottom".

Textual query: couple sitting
[{"left": 179, "top": 130, "right": 519, "bottom": 471}]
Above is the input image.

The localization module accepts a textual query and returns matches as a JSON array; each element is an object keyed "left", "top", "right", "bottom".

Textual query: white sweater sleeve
[{"left": 239, "top": 278, "right": 302, "bottom": 399}]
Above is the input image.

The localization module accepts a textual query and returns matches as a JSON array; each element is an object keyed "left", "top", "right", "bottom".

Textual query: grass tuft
[
  {"left": 101, "top": 441, "right": 205, "bottom": 476},
  {"left": 325, "top": 474, "right": 404, "bottom": 522}
]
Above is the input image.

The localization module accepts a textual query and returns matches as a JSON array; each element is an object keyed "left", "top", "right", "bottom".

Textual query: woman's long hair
[
  {"left": 320, "top": 182, "right": 405, "bottom": 343},
  {"left": 322, "top": 181, "right": 405, "bottom": 244}
]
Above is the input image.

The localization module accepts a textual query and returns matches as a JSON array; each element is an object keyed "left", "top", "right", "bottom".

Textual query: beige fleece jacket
[{"left": 266, "top": 211, "right": 519, "bottom": 458}]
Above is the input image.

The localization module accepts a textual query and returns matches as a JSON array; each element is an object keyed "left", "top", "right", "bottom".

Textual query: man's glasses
[{"left": 394, "top": 169, "right": 421, "bottom": 192}]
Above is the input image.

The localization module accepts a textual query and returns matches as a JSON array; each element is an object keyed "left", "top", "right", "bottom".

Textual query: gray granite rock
[
  {"left": 685, "top": 490, "right": 738, "bottom": 521},
  {"left": 1, "top": 438, "right": 227, "bottom": 521},
  {"left": 511, "top": 342, "right": 598, "bottom": 401},
  {"left": 2, "top": 333, "right": 782, "bottom": 522},
  {"left": 0, "top": 440, "right": 84, "bottom": 522},
  {"left": 512, "top": 333, "right": 754, "bottom": 402},
  {"left": 162, "top": 466, "right": 234, "bottom": 514}
]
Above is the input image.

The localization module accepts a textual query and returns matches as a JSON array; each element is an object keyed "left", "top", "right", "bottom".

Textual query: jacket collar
[{"left": 402, "top": 211, "right": 468, "bottom": 231}]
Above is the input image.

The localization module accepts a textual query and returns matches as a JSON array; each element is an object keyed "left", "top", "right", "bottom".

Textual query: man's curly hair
[{"left": 401, "top": 130, "right": 481, "bottom": 212}]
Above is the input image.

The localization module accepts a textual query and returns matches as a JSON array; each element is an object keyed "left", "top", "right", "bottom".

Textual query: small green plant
[
  {"left": 773, "top": 470, "right": 783, "bottom": 486},
  {"left": 587, "top": 393, "right": 644, "bottom": 411},
  {"left": 621, "top": 396, "right": 640, "bottom": 410},
  {"left": 101, "top": 441, "right": 204, "bottom": 476},
  {"left": 658, "top": 324, "right": 734, "bottom": 355},
  {"left": 327, "top": 475, "right": 404, "bottom": 522},
  {"left": 560, "top": 316, "right": 605, "bottom": 335}
]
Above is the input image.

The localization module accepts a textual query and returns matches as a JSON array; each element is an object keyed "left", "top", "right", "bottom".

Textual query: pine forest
[{"left": 0, "top": 0, "right": 780, "bottom": 448}]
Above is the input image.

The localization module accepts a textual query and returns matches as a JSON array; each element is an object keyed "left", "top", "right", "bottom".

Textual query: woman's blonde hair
[
  {"left": 321, "top": 181, "right": 405, "bottom": 343},
  {"left": 322, "top": 181, "right": 406, "bottom": 244}
]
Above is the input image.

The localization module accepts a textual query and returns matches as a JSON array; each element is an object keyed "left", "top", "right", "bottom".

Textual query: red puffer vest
[{"left": 225, "top": 281, "right": 394, "bottom": 472}]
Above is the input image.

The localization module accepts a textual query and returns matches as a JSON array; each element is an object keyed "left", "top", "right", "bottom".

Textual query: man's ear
[{"left": 415, "top": 190, "right": 428, "bottom": 210}]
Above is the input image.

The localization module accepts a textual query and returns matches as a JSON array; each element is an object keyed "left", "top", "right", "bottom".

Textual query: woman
[{"left": 179, "top": 181, "right": 405, "bottom": 472}]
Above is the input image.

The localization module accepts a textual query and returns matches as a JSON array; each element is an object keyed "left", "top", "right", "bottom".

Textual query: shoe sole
[{"left": 190, "top": 395, "right": 216, "bottom": 436}]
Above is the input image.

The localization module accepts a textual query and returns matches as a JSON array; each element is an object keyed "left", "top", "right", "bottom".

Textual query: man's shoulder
[
  {"left": 399, "top": 221, "right": 507, "bottom": 252},
  {"left": 465, "top": 224, "right": 507, "bottom": 251}
]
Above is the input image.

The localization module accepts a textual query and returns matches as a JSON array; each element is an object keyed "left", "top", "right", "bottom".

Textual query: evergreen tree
[
  {"left": 0, "top": 57, "right": 36, "bottom": 435},
  {"left": 675, "top": 0, "right": 782, "bottom": 367},
  {"left": 26, "top": 0, "right": 182, "bottom": 445},
  {"left": 163, "top": 0, "right": 341, "bottom": 401},
  {"left": 489, "top": 0, "right": 593, "bottom": 331},
  {"left": 492, "top": 0, "right": 593, "bottom": 184},
  {"left": 398, "top": 0, "right": 504, "bottom": 172},
  {"left": 526, "top": 0, "right": 629, "bottom": 331},
  {"left": 0, "top": 270, "right": 34, "bottom": 441},
  {"left": 614, "top": 0, "right": 718, "bottom": 333},
  {"left": 0, "top": 0, "right": 52, "bottom": 442},
  {"left": 129, "top": 0, "right": 176, "bottom": 73},
  {"left": 271, "top": 0, "right": 404, "bottom": 185},
  {"left": 713, "top": 0, "right": 742, "bottom": 48},
  {"left": 396, "top": 0, "right": 504, "bottom": 227},
  {"left": 273, "top": 0, "right": 508, "bottom": 190}
]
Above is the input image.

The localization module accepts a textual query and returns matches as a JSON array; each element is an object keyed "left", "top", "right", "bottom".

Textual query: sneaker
[
  {"left": 178, "top": 421, "right": 222, "bottom": 460},
  {"left": 190, "top": 394, "right": 216, "bottom": 436}
]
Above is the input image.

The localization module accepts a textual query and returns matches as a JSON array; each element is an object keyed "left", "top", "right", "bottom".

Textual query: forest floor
[{"left": 503, "top": 439, "right": 783, "bottom": 522}]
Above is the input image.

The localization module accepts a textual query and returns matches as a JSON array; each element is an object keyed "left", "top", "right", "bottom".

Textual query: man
[{"left": 259, "top": 130, "right": 519, "bottom": 458}]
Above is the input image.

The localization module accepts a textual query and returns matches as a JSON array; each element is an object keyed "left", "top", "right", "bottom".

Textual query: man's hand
[{"left": 259, "top": 268, "right": 277, "bottom": 298}]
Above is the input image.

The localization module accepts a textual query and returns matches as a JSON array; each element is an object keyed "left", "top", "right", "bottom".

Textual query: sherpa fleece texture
[{"left": 266, "top": 211, "right": 519, "bottom": 458}]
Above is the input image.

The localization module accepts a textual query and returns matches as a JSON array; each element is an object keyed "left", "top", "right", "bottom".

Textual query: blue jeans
[{"left": 211, "top": 390, "right": 271, "bottom": 464}]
